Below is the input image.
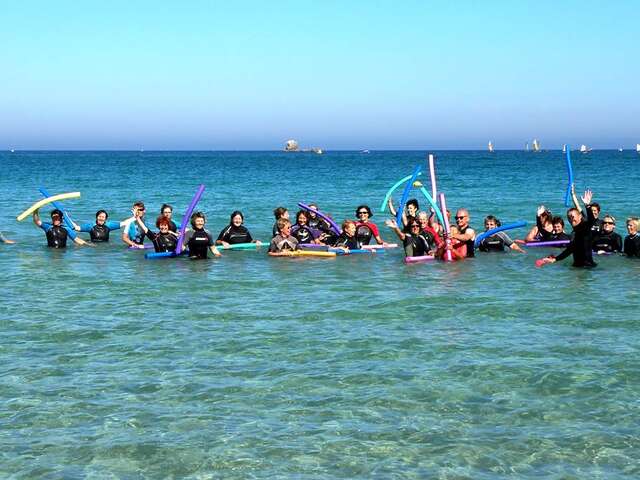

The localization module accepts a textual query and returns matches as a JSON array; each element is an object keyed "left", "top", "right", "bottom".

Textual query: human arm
[
  {"left": 387, "top": 198, "right": 397, "bottom": 216},
  {"left": 33, "top": 210, "right": 43, "bottom": 227},
  {"left": 450, "top": 227, "right": 475, "bottom": 242},
  {"left": 384, "top": 219, "right": 407, "bottom": 241}
]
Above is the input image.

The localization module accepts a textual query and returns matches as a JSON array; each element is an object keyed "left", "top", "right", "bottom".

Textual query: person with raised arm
[
  {"left": 32, "top": 209, "right": 91, "bottom": 248},
  {"left": 121, "top": 201, "right": 147, "bottom": 248},
  {"left": 135, "top": 214, "right": 179, "bottom": 253},
  {"left": 72, "top": 209, "right": 127, "bottom": 243},
  {"left": 449, "top": 208, "right": 476, "bottom": 258}
]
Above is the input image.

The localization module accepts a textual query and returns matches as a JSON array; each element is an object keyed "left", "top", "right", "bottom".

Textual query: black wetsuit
[
  {"left": 356, "top": 224, "right": 374, "bottom": 245},
  {"left": 145, "top": 230, "right": 177, "bottom": 253},
  {"left": 309, "top": 217, "right": 337, "bottom": 245},
  {"left": 185, "top": 229, "right": 215, "bottom": 259},
  {"left": 217, "top": 224, "right": 253, "bottom": 244},
  {"left": 592, "top": 231, "right": 622, "bottom": 253},
  {"left": 479, "top": 233, "right": 507, "bottom": 252},
  {"left": 334, "top": 233, "right": 360, "bottom": 250},
  {"left": 535, "top": 215, "right": 555, "bottom": 241},
  {"left": 590, "top": 218, "right": 604, "bottom": 236},
  {"left": 624, "top": 234, "right": 640, "bottom": 257},
  {"left": 553, "top": 206, "right": 597, "bottom": 267},
  {"left": 550, "top": 232, "right": 571, "bottom": 242},
  {"left": 46, "top": 225, "right": 68, "bottom": 249},
  {"left": 89, "top": 224, "right": 110, "bottom": 242},
  {"left": 291, "top": 225, "right": 318, "bottom": 244},
  {"left": 169, "top": 220, "right": 178, "bottom": 233},
  {"left": 403, "top": 234, "right": 431, "bottom": 257}
]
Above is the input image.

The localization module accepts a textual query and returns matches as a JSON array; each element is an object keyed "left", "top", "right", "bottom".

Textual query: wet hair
[
  {"left": 295, "top": 210, "right": 308, "bottom": 224},
  {"left": 229, "top": 210, "right": 244, "bottom": 224},
  {"left": 276, "top": 217, "right": 291, "bottom": 232},
  {"left": 406, "top": 198, "right": 420, "bottom": 211},
  {"left": 95, "top": 209, "right": 108, "bottom": 219},
  {"left": 484, "top": 215, "right": 501, "bottom": 227},
  {"left": 161, "top": 203, "right": 173, "bottom": 214},
  {"left": 342, "top": 220, "right": 356, "bottom": 231},
  {"left": 190, "top": 211, "right": 206, "bottom": 228},
  {"left": 355, "top": 205, "right": 373, "bottom": 217},
  {"left": 156, "top": 215, "right": 171, "bottom": 228},
  {"left": 551, "top": 216, "right": 565, "bottom": 227},
  {"left": 273, "top": 207, "right": 288, "bottom": 220},
  {"left": 51, "top": 209, "right": 64, "bottom": 219},
  {"left": 133, "top": 201, "right": 145, "bottom": 210}
]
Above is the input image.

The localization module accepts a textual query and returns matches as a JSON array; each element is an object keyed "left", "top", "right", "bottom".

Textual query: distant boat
[
  {"left": 312, "top": 147, "right": 323, "bottom": 155},
  {"left": 488, "top": 141, "right": 494, "bottom": 153},
  {"left": 10, "top": 149, "right": 15, "bottom": 153},
  {"left": 618, "top": 147, "right": 623, "bottom": 152},
  {"left": 580, "top": 144, "right": 591, "bottom": 154},
  {"left": 636, "top": 143, "right": 640, "bottom": 154},
  {"left": 562, "top": 144, "right": 567, "bottom": 153},
  {"left": 532, "top": 139, "right": 541, "bottom": 152},
  {"left": 361, "top": 149, "right": 370, "bottom": 154}
]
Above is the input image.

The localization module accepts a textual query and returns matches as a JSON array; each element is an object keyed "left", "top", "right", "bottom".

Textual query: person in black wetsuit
[
  {"left": 333, "top": 220, "right": 361, "bottom": 251},
  {"left": 477, "top": 215, "right": 525, "bottom": 253},
  {"left": 136, "top": 214, "right": 179, "bottom": 253},
  {"left": 291, "top": 210, "right": 321, "bottom": 245},
  {"left": 623, "top": 217, "right": 640, "bottom": 258},
  {"left": 216, "top": 210, "right": 260, "bottom": 248},
  {"left": 593, "top": 215, "right": 622, "bottom": 254},
  {"left": 306, "top": 203, "right": 337, "bottom": 245},
  {"left": 540, "top": 189, "right": 598, "bottom": 268},
  {"left": 32, "top": 209, "right": 91, "bottom": 248},
  {"left": 386, "top": 217, "right": 434, "bottom": 257},
  {"left": 586, "top": 202, "right": 604, "bottom": 236},
  {"left": 73, "top": 210, "right": 125, "bottom": 243},
  {"left": 160, "top": 204, "right": 179, "bottom": 232},
  {"left": 525, "top": 206, "right": 554, "bottom": 242},
  {"left": 550, "top": 216, "right": 571, "bottom": 242},
  {"left": 182, "top": 212, "right": 222, "bottom": 259},
  {"left": 387, "top": 197, "right": 420, "bottom": 228}
]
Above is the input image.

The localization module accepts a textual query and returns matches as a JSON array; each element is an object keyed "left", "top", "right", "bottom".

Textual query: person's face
[
  {"left": 51, "top": 214, "right": 62, "bottom": 225},
  {"left": 96, "top": 212, "right": 107, "bottom": 225},
  {"left": 590, "top": 206, "right": 600, "bottom": 219},
  {"left": 193, "top": 217, "right": 205, "bottom": 229},
  {"left": 280, "top": 223, "right": 292, "bottom": 236},
  {"left": 135, "top": 206, "right": 145, "bottom": 217},
  {"left": 627, "top": 222, "right": 638, "bottom": 235},
  {"left": 407, "top": 204, "right": 418, "bottom": 216},
  {"left": 232, "top": 214, "right": 243, "bottom": 227},
  {"left": 602, "top": 218, "right": 615, "bottom": 233},
  {"left": 282, "top": 211, "right": 290, "bottom": 220},
  {"left": 345, "top": 223, "right": 356, "bottom": 236},
  {"left": 567, "top": 211, "right": 582, "bottom": 227},
  {"left": 455, "top": 211, "right": 469, "bottom": 227},
  {"left": 552, "top": 222, "right": 564, "bottom": 234},
  {"left": 418, "top": 215, "right": 429, "bottom": 227},
  {"left": 162, "top": 208, "right": 172, "bottom": 218},
  {"left": 484, "top": 219, "right": 496, "bottom": 230},
  {"left": 308, "top": 206, "right": 318, "bottom": 218},
  {"left": 159, "top": 223, "right": 169, "bottom": 234},
  {"left": 409, "top": 222, "right": 421, "bottom": 235},
  {"left": 356, "top": 209, "right": 370, "bottom": 221},
  {"left": 297, "top": 214, "right": 307, "bottom": 226}
]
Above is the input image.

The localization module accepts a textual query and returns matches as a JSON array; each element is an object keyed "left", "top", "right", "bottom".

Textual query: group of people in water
[{"left": 2, "top": 184, "right": 640, "bottom": 268}]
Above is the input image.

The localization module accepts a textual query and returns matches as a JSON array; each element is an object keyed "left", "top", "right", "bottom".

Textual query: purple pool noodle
[
  {"left": 176, "top": 184, "right": 206, "bottom": 254},
  {"left": 525, "top": 240, "right": 570, "bottom": 247},
  {"left": 297, "top": 202, "right": 340, "bottom": 235}
]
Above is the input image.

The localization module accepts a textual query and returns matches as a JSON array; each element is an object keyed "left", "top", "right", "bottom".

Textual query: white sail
[
  {"left": 636, "top": 143, "right": 640, "bottom": 153},
  {"left": 532, "top": 139, "right": 540, "bottom": 152},
  {"left": 562, "top": 144, "right": 566, "bottom": 153},
  {"left": 580, "top": 144, "right": 589, "bottom": 153},
  {"left": 488, "top": 141, "right": 494, "bottom": 153}
]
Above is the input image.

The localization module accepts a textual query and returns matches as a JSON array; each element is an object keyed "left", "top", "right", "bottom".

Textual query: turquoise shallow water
[{"left": 1, "top": 151, "right": 640, "bottom": 479}]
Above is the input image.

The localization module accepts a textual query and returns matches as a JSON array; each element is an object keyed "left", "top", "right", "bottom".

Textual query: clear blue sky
[{"left": 1, "top": 1, "right": 638, "bottom": 150}]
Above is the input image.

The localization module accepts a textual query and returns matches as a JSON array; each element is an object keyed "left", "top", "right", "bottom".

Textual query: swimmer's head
[
  {"left": 342, "top": 220, "right": 356, "bottom": 236},
  {"left": 161, "top": 204, "right": 173, "bottom": 216},
  {"left": 133, "top": 201, "right": 146, "bottom": 216},
  {"left": 190, "top": 211, "right": 206, "bottom": 229},
  {"left": 418, "top": 211, "right": 429, "bottom": 224},
  {"left": 277, "top": 217, "right": 292, "bottom": 234},
  {"left": 307, "top": 203, "right": 318, "bottom": 217},
  {"left": 51, "top": 209, "right": 64, "bottom": 223},
  {"left": 156, "top": 215, "right": 171, "bottom": 229},
  {"left": 455, "top": 209, "right": 469, "bottom": 227},
  {"left": 273, "top": 207, "right": 288, "bottom": 220},
  {"left": 230, "top": 210, "right": 244, "bottom": 226},
  {"left": 590, "top": 203, "right": 601, "bottom": 217},
  {"left": 626, "top": 217, "right": 639, "bottom": 234},
  {"left": 552, "top": 216, "right": 565, "bottom": 234},
  {"left": 95, "top": 210, "right": 108, "bottom": 224},
  {"left": 355, "top": 205, "right": 372, "bottom": 219},
  {"left": 567, "top": 208, "right": 582, "bottom": 227},
  {"left": 484, "top": 215, "right": 499, "bottom": 230},
  {"left": 406, "top": 199, "right": 419, "bottom": 215},
  {"left": 296, "top": 210, "right": 308, "bottom": 225}
]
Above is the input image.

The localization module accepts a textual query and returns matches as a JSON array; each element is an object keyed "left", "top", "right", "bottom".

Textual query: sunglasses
[
  {"left": 454, "top": 216, "right": 466, "bottom": 220},
  {"left": 603, "top": 221, "right": 615, "bottom": 225},
  {"left": 410, "top": 224, "right": 420, "bottom": 228},
  {"left": 357, "top": 211, "right": 369, "bottom": 215}
]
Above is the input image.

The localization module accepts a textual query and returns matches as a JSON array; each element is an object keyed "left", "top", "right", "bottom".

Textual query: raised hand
[{"left": 581, "top": 189, "right": 593, "bottom": 205}]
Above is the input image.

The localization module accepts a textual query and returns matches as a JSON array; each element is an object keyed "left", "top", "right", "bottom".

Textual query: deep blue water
[{"left": 1, "top": 150, "right": 639, "bottom": 479}]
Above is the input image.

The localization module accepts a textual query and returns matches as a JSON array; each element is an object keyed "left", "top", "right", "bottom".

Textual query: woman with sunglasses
[
  {"left": 623, "top": 217, "right": 640, "bottom": 257},
  {"left": 385, "top": 217, "right": 435, "bottom": 257},
  {"left": 592, "top": 215, "right": 622, "bottom": 254},
  {"left": 354, "top": 205, "right": 385, "bottom": 245}
]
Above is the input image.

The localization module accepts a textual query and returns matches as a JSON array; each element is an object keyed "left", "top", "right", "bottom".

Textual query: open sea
[{"left": 1, "top": 150, "right": 639, "bottom": 479}]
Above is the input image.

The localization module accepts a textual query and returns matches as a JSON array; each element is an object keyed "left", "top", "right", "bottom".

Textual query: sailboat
[
  {"left": 636, "top": 144, "right": 640, "bottom": 154},
  {"left": 580, "top": 144, "right": 591, "bottom": 154},
  {"left": 532, "top": 139, "right": 541, "bottom": 152},
  {"left": 562, "top": 144, "right": 567, "bottom": 153},
  {"left": 488, "top": 141, "right": 494, "bottom": 153}
]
